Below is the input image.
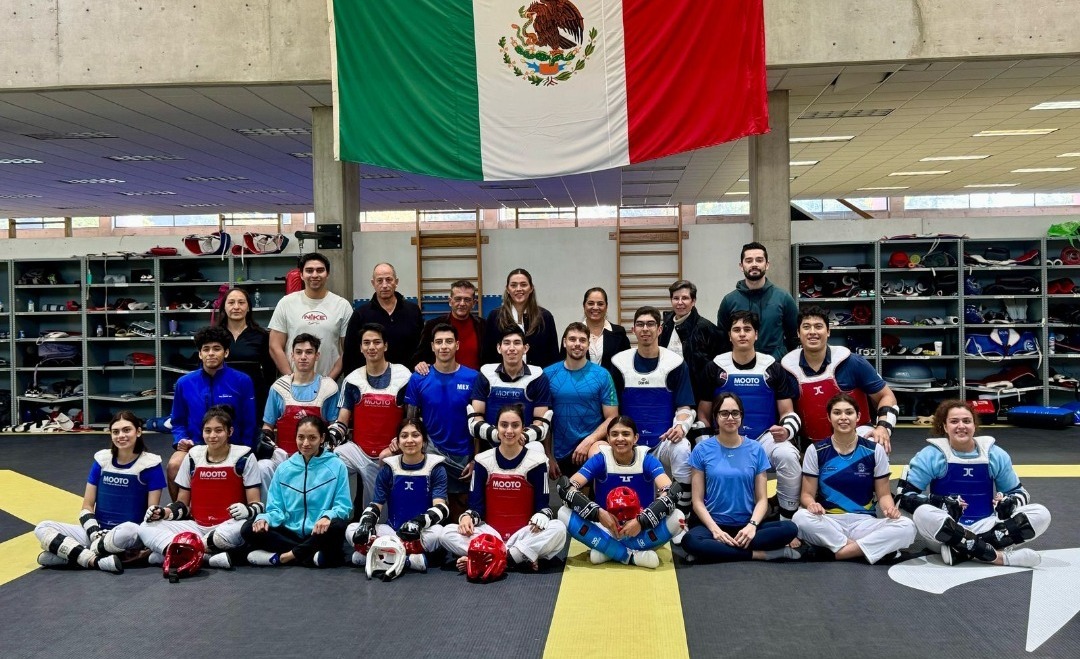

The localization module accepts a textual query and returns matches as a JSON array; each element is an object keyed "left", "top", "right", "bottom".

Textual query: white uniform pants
[
  {"left": 34, "top": 520, "right": 142, "bottom": 553},
  {"left": 257, "top": 448, "right": 288, "bottom": 501},
  {"left": 335, "top": 443, "right": 383, "bottom": 510},
  {"left": 137, "top": 519, "right": 245, "bottom": 556},
  {"left": 346, "top": 522, "right": 445, "bottom": 554},
  {"left": 652, "top": 439, "right": 692, "bottom": 482},
  {"left": 441, "top": 520, "right": 567, "bottom": 562},
  {"left": 793, "top": 510, "right": 915, "bottom": 564},
  {"left": 758, "top": 435, "right": 802, "bottom": 511},
  {"left": 913, "top": 503, "right": 1051, "bottom": 551}
]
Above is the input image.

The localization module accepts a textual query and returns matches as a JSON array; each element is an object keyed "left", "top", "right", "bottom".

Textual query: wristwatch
[{"left": 748, "top": 520, "right": 759, "bottom": 527}]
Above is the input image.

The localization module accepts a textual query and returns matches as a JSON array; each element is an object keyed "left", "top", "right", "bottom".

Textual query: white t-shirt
[{"left": 268, "top": 290, "right": 353, "bottom": 376}]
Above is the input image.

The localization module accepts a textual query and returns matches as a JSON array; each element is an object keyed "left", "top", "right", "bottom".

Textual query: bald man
[{"left": 343, "top": 262, "right": 424, "bottom": 374}]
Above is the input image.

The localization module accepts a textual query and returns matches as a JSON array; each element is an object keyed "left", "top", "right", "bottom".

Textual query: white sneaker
[
  {"left": 940, "top": 544, "right": 954, "bottom": 566},
  {"left": 37, "top": 552, "right": 67, "bottom": 568},
  {"left": 670, "top": 529, "right": 687, "bottom": 546},
  {"left": 148, "top": 553, "right": 164, "bottom": 566},
  {"left": 247, "top": 550, "right": 278, "bottom": 566},
  {"left": 351, "top": 551, "right": 366, "bottom": 566},
  {"left": 630, "top": 549, "right": 660, "bottom": 569},
  {"left": 406, "top": 553, "right": 428, "bottom": 572},
  {"left": 588, "top": 549, "right": 611, "bottom": 565},
  {"left": 1003, "top": 547, "right": 1041, "bottom": 568},
  {"left": 206, "top": 553, "right": 234, "bottom": 570},
  {"left": 95, "top": 555, "right": 124, "bottom": 574}
]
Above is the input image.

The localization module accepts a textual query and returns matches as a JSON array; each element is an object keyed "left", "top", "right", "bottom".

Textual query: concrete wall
[{"left": 3, "top": 1, "right": 1079, "bottom": 91}]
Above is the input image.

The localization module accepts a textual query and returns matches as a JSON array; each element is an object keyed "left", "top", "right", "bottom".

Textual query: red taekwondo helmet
[
  {"left": 163, "top": 531, "right": 205, "bottom": 583},
  {"left": 466, "top": 533, "right": 508, "bottom": 583}
]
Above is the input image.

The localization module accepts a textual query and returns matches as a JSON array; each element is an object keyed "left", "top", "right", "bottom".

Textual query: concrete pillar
[
  {"left": 750, "top": 90, "right": 791, "bottom": 293},
  {"left": 311, "top": 105, "right": 359, "bottom": 302}
]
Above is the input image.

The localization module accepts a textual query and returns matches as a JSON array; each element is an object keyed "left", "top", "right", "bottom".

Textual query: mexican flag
[{"left": 331, "top": 1, "right": 768, "bottom": 181}]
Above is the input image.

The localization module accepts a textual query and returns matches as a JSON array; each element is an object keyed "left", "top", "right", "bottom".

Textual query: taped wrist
[
  {"left": 166, "top": 501, "right": 189, "bottom": 521},
  {"left": 876, "top": 405, "right": 899, "bottom": 436},
  {"left": 460, "top": 510, "right": 482, "bottom": 526},
  {"left": 420, "top": 503, "right": 449, "bottom": 528},
  {"left": 673, "top": 408, "right": 696, "bottom": 435},
  {"left": 780, "top": 413, "right": 801, "bottom": 441},
  {"left": 246, "top": 502, "right": 266, "bottom": 517},
  {"left": 79, "top": 509, "right": 102, "bottom": 538},
  {"left": 638, "top": 483, "right": 679, "bottom": 530}
]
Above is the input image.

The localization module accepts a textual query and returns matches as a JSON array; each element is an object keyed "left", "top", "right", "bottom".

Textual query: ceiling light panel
[
  {"left": 0, "top": 193, "right": 42, "bottom": 199},
  {"left": 289, "top": 152, "right": 313, "bottom": 159},
  {"left": 972, "top": 128, "right": 1057, "bottom": 137},
  {"left": 1029, "top": 101, "right": 1080, "bottom": 110},
  {"left": 62, "top": 178, "right": 125, "bottom": 184},
  {"left": 229, "top": 189, "right": 288, "bottom": 194},
  {"left": 964, "top": 183, "right": 1018, "bottom": 188},
  {"left": 25, "top": 132, "right": 116, "bottom": 140},
  {"left": 1011, "top": 167, "right": 1075, "bottom": 173},
  {"left": 790, "top": 160, "right": 819, "bottom": 166},
  {"left": 889, "top": 170, "right": 951, "bottom": 176},
  {"left": 118, "top": 191, "right": 176, "bottom": 196},
  {"left": 919, "top": 155, "right": 990, "bottom": 161},
  {"left": 184, "top": 175, "right": 250, "bottom": 182},
  {"left": 799, "top": 109, "right": 893, "bottom": 119},
  {"left": 106, "top": 154, "right": 185, "bottom": 161},
  {"left": 0, "top": 158, "right": 43, "bottom": 164},
  {"left": 234, "top": 127, "right": 311, "bottom": 137},
  {"left": 789, "top": 136, "right": 856, "bottom": 143},
  {"left": 178, "top": 203, "right": 226, "bottom": 208},
  {"left": 857, "top": 186, "right": 909, "bottom": 190}
]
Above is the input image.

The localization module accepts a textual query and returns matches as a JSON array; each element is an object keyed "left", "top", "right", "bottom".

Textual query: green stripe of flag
[{"left": 334, "top": 0, "right": 483, "bottom": 180}]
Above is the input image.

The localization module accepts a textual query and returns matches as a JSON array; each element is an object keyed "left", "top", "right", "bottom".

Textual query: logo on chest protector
[
  {"left": 637, "top": 378, "right": 650, "bottom": 385},
  {"left": 731, "top": 377, "right": 758, "bottom": 386},
  {"left": 491, "top": 479, "right": 522, "bottom": 490},
  {"left": 201, "top": 469, "right": 230, "bottom": 479},
  {"left": 962, "top": 467, "right": 974, "bottom": 477},
  {"left": 813, "top": 385, "right": 825, "bottom": 395},
  {"left": 493, "top": 390, "right": 519, "bottom": 398},
  {"left": 363, "top": 398, "right": 394, "bottom": 407},
  {"left": 101, "top": 475, "right": 130, "bottom": 486}
]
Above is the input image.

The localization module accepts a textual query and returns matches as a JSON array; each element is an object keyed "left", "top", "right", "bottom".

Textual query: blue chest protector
[
  {"left": 713, "top": 353, "right": 778, "bottom": 439},
  {"left": 593, "top": 445, "right": 656, "bottom": 510},
  {"left": 384, "top": 455, "right": 446, "bottom": 529},
  {"left": 93, "top": 450, "right": 162, "bottom": 529},
  {"left": 612, "top": 348, "right": 682, "bottom": 448},
  {"left": 479, "top": 364, "right": 542, "bottom": 425},
  {"left": 927, "top": 436, "right": 995, "bottom": 524}
]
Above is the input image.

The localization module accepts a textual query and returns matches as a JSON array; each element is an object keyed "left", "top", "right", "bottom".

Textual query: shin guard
[
  {"left": 979, "top": 513, "right": 1036, "bottom": 549},
  {"left": 935, "top": 517, "right": 996, "bottom": 563}
]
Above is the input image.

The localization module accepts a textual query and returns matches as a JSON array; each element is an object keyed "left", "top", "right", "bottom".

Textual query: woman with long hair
[
  {"left": 483, "top": 269, "right": 559, "bottom": 367},
  {"left": 215, "top": 287, "right": 274, "bottom": 415},
  {"left": 34, "top": 411, "right": 166, "bottom": 573}
]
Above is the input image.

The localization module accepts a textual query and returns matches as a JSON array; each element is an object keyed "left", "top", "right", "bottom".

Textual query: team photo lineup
[{"left": 34, "top": 243, "right": 1052, "bottom": 582}]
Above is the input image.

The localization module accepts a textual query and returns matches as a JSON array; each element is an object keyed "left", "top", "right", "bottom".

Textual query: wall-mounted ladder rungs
[{"left": 415, "top": 211, "right": 485, "bottom": 315}]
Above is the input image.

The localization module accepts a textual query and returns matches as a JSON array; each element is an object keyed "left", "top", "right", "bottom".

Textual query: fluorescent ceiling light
[
  {"left": 857, "top": 186, "right": 908, "bottom": 191},
  {"left": 0, "top": 193, "right": 41, "bottom": 199},
  {"left": 25, "top": 132, "right": 116, "bottom": 140},
  {"left": 1029, "top": 101, "right": 1080, "bottom": 110},
  {"left": 106, "top": 154, "right": 185, "bottom": 161},
  {"left": 1058, "top": 153, "right": 1080, "bottom": 158},
  {"left": 972, "top": 128, "right": 1057, "bottom": 137},
  {"left": 118, "top": 191, "right": 176, "bottom": 196},
  {"left": 724, "top": 191, "right": 749, "bottom": 196},
  {"left": 1011, "top": 167, "right": 1075, "bottom": 173},
  {"left": 789, "top": 160, "right": 819, "bottom": 166},
  {"left": 964, "top": 183, "right": 1018, "bottom": 188},
  {"left": 178, "top": 203, "right": 225, "bottom": 208},
  {"left": 235, "top": 127, "right": 311, "bottom": 137},
  {"left": 919, "top": 155, "right": 990, "bottom": 161},
  {"left": 62, "top": 178, "right": 125, "bottom": 184},
  {"left": 184, "top": 175, "right": 249, "bottom": 182},
  {"left": 888, "top": 170, "right": 951, "bottom": 176},
  {"left": 289, "top": 152, "right": 313, "bottom": 159},
  {"left": 0, "top": 158, "right": 43, "bottom": 164},
  {"left": 229, "top": 189, "right": 287, "bottom": 194},
  {"left": 789, "top": 135, "right": 855, "bottom": 143},
  {"left": 738, "top": 177, "right": 749, "bottom": 182}
]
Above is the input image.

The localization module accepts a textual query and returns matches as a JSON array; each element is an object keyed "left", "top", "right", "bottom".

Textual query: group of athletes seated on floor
[{"left": 34, "top": 303, "right": 1052, "bottom": 581}]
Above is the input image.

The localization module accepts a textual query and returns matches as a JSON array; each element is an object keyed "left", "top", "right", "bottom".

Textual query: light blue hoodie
[{"left": 256, "top": 450, "right": 352, "bottom": 536}]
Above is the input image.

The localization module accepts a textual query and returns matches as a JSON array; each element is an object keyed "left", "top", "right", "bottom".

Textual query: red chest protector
[
  {"left": 485, "top": 473, "right": 534, "bottom": 540},
  {"left": 475, "top": 448, "right": 546, "bottom": 540},
  {"left": 345, "top": 364, "right": 410, "bottom": 458},
  {"left": 276, "top": 405, "right": 322, "bottom": 455},
  {"left": 188, "top": 449, "right": 248, "bottom": 527},
  {"left": 781, "top": 347, "right": 871, "bottom": 442}
]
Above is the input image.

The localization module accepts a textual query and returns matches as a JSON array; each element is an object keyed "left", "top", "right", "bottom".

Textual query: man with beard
[{"left": 717, "top": 242, "right": 799, "bottom": 361}]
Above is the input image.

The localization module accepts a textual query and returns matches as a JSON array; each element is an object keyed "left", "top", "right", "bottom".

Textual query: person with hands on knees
[
  {"left": 544, "top": 322, "right": 619, "bottom": 480},
  {"left": 556, "top": 416, "right": 686, "bottom": 569},
  {"left": 781, "top": 305, "right": 898, "bottom": 452},
  {"left": 242, "top": 416, "right": 351, "bottom": 567},
  {"left": 347, "top": 417, "right": 449, "bottom": 573},
  {"left": 442, "top": 404, "right": 566, "bottom": 573},
  {"left": 401, "top": 324, "right": 479, "bottom": 520},
  {"left": 333, "top": 323, "right": 410, "bottom": 510},
  {"left": 681, "top": 393, "right": 801, "bottom": 563},
  {"left": 792, "top": 393, "right": 915, "bottom": 563},
  {"left": 897, "top": 400, "right": 1050, "bottom": 568},
  {"left": 34, "top": 411, "right": 166, "bottom": 574},
  {"left": 699, "top": 310, "right": 802, "bottom": 519},
  {"left": 609, "top": 306, "right": 697, "bottom": 513},
  {"left": 139, "top": 405, "right": 263, "bottom": 570},
  {"left": 167, "top": 325, "right": 258, "bottom": 501},
  {"left": 468, "top": 327, "right": 552, "bottom": 456},
  {"left": 258, "top": 334, "right": 339, "bottom": 494}
]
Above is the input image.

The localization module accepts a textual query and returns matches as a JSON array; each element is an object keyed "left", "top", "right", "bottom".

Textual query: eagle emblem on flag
[{"left": 499, "top": 1, "right": 597, "bottom": 86}]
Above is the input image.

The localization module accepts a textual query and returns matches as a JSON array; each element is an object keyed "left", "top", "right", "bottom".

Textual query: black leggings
[
  {"left": 241, "top": 518, "right": 347, "bottom": 567},
  {"left": 682, "top": 520, "right": 798, "bottom": 563}
]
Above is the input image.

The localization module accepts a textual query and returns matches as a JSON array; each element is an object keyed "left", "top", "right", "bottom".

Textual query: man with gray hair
[{"left": 343, "top": 262, "right": 424, "bottom": 373}]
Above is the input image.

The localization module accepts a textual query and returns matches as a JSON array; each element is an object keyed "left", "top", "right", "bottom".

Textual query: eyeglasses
[
  {"left": 634, "top": 321, "right": 659, "bottom": 329},
  {"left": 451, "top": 296, "right": 475, "bottom": 304},
  {"left": 717, "top": 410, "right": 742, "bottom": 419}
]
